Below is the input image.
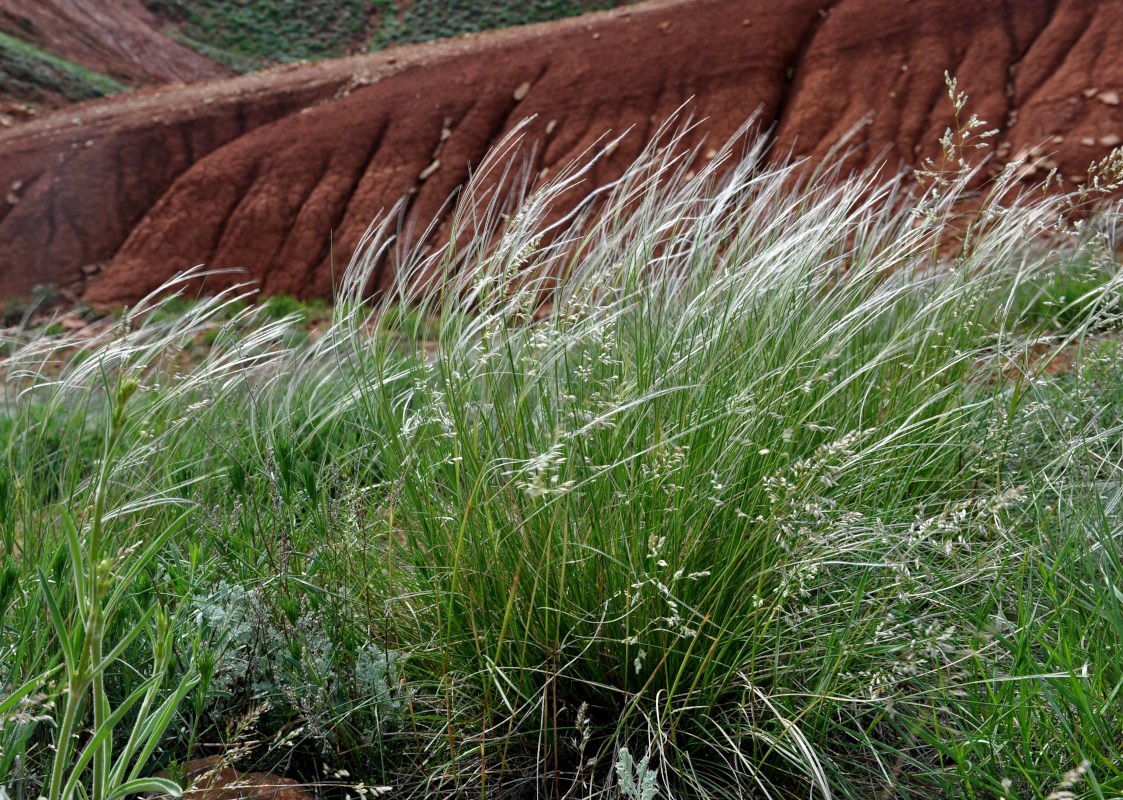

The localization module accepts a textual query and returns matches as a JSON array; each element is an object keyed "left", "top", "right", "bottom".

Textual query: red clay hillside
[{"left": 0, "top": 0, "right": 1121, "bottom": 305}]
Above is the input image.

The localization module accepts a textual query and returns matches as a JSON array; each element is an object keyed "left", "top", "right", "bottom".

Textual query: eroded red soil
[{"left": 0, "top": 0, "right": 1120, "bottom": 305}]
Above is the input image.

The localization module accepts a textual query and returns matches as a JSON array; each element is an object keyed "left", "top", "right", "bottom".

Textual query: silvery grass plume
[
  {"left": 309, "top": 118, "right": 1123, "bottom": 798},
  {"left": 0, "top": 273, "right": 314, "bottom": 800},
  {"left": 1, "top": 273, "right": 303, "bottom": 519}
]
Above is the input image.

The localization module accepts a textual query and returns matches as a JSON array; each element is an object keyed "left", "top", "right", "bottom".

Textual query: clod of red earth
[
  {"left": 151, "top": 756, "right": 313, "bottom": 800},
  {"left": 1, "top": 0, "right": 1122, "bottom": 306},
  {"left": 0, "top": 0, "right": 229, "bottom": 87}
]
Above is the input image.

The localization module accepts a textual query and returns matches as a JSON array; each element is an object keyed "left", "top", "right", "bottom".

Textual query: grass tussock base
[{"left": 2, "top": 114, "right": 1123, "bottom": 800}]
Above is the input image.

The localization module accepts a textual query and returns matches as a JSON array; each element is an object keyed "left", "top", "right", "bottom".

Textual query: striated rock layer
[{"left": 0, "top": 0, "right": 1121, "bottom": 305}]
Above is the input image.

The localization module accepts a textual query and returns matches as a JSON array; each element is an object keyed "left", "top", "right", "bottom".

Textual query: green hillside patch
[
  {"left": 142, "top": 0, "right": 631, "bottom": 71},
  {"left": 0, "top": 31, "right": 127, "bottom": 104},
  {"left": 142, "top": 0, "right": 384, "bottom": 70},
  {"left": 375, "top": 0, "right": 622, "bottom": 47}
]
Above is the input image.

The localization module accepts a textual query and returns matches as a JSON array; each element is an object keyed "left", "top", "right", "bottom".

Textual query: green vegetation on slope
[
  {"left": 375, "top": 0, "right": 622, "bottom": 48},
  {"left": 141, "top": 0, "right": 628, "bottom": 72},
  {"left": 141, "top": 0, "right": 381, "bottom": 71},
  {"left": 0, "top": 31, "right": 127, "bottom": 105},
  {"left": 2, "top": 105, "right": 1123, "bottom": 799}
]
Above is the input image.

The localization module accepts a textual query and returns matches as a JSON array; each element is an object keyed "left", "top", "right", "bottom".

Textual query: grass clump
[
  {"left": 1008, "top": 237, "right": 1122, "bottom": 333},
  {"left": 1, "top": 112, "right": 1123, "bottom": 799},
  {"left": 257, "top": 294, "right": 331, "bottom": 325}
]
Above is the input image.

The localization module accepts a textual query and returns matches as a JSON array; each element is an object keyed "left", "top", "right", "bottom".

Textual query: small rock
[
  {"left": 513, "top": 81, "right": 531, "bottom": 101},
  {"left": 152, "top": 756, "right": 315, "bottom": 800},
  {"left": 440, "top": 127, "right": 451, "bottom": 141},
  {"left": 419, "top": 159, "right": 441, "bottom": 180},
  {"left": 545, "top": 119, "right": 557, "bottom": 135},
  {"left": 704, "top": 148, "right": 718, "bottom": 159},
  {"left": 1051, "top": 135, "right": 1064, "bottom": 144},
  {"left": 81, "top": 263, "right": 101, "bottom": 276},
  {"left": 1099, "top": 134, "right": 1121, "bottom": 147},
  {"left": 1083, "top": 87, "right": 1099, "bottom": 98},
  {"left": 592, "top": 32, "right": 600, "bottom": 39},
  {"left": 659, "top": 21, "right": 671, "bottom": 33},
  {"left": 1097, "top": 90, "right": 1120, "bottom": 105},
  {"left": 1081, "top": 137, "right": 1097, "bottom": 146},
  {"left": 5, "top": 193, "right": 18, "bottom": 206},
  {"left": 741, "top": 18, "right": 752, "bottom": 26}
]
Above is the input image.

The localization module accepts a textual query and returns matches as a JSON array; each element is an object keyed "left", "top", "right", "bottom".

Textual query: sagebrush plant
[{"left": 1, "top": 96, "right": 1122, "bottom": 799}]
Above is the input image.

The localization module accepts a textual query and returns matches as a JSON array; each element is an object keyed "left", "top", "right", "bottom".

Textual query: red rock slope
[{"left": 0, "top": 0, "right": 1121, "bottom": 305}]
